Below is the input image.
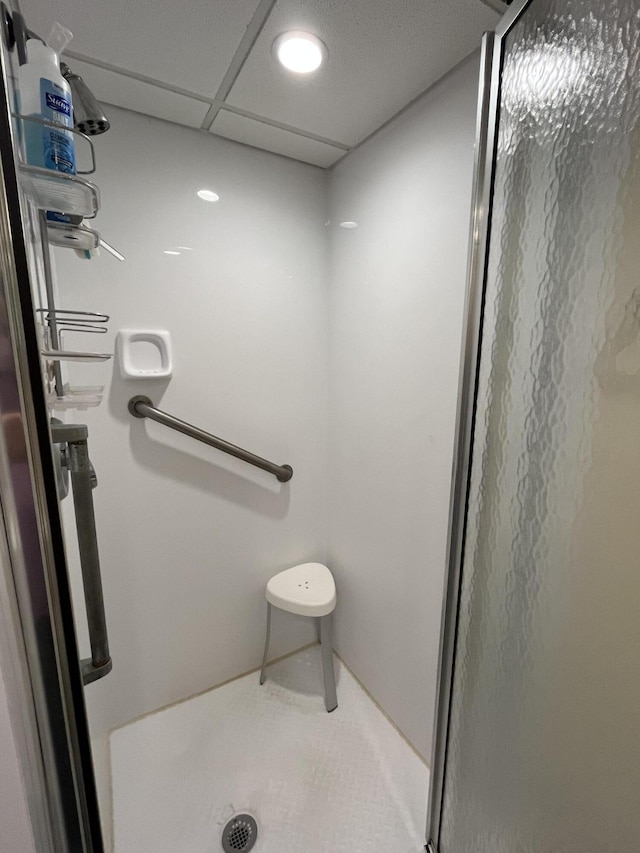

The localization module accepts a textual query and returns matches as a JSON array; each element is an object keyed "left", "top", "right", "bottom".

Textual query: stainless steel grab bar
[
  {"left": 128, "top": 396, "right": 293, "bottom": 483},
  {"left": 51, "top": 422, "right": 112, "bottom": 685}
]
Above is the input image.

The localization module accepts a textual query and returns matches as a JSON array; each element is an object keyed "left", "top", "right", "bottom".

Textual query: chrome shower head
[{"left": 60, "top": 62, "right": 110, "bottom": 135}]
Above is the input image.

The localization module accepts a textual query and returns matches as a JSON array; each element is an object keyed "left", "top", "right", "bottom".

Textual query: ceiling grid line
[
  {"left": 202, "top": 0, "right": 281, "bottom": 131},
  {"left": 63, "top": 48, "right": 348, "bottom": 150},
  {"left": 200, "top": 102, "right": 221, "bottom": 130},
  {"left": 64, "top": 49, "right": 214, "bottom": 104},
  {"left": 24, "top": 0, "right": 499, "bottom": 168},
  {"left": 217, "top": 103, "right": 350, "bottom": 150}
]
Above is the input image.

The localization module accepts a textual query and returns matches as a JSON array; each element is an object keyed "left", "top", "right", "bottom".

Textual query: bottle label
[
  {"left": 24, "top": 79, "right": 76, "bottom": 174},
  {"left": 45, "top": 91, "right": 72, "bottom": 117}
]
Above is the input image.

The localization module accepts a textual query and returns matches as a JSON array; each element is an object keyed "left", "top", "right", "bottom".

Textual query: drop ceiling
[{"left": 20, "top": 0, "right": 499, "bottom": 168}]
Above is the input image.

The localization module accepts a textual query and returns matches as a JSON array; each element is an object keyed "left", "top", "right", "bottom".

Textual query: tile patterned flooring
[{"left": 111, "top": 647, "right": 429, "bottom": 852}]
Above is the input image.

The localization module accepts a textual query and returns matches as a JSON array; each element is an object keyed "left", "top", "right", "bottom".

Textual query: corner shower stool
[{"left": 259, "top": 562, "right": 338, "bottom": 712}]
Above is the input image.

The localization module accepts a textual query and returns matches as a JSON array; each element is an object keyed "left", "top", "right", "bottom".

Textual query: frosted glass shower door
[{"left": 433, "top": 0, "right": 640, "bottom": 851}]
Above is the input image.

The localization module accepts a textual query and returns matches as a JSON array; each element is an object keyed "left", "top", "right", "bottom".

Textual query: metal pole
[
  {"left": 38, "top": 210, "right": 63, "bottom": 397},
  {"left": 128, "top": 395, "right": 293, "bottom": 483},
  {"left": 425, "top": 28, "right": 499, "bottom": 849},
  {"left": 52, "top": 421, "right": 112, "bottom": 685}
]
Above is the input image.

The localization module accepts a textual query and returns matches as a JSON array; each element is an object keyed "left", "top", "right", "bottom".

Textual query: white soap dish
[{"left": 116, "top": 330, "right": 172, "bottom": 379}]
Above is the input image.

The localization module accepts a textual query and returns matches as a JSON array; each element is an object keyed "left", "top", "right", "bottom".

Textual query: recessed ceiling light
[
  {"left": 164, "top": 250, "right": 181, "bottom": 255},
  {"left": 274, "top": 31, "right": 327, "bottom": 74},
  {"left": 340, "top": 221, "right": 358, "bottom": 229},
  {"left": 197, "top": 189, "right": 220, "bottom": 202}
]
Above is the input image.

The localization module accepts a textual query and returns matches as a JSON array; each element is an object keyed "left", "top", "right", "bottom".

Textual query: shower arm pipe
[{"left": 128, "top": 395, "right": 293, "bottom": 483}]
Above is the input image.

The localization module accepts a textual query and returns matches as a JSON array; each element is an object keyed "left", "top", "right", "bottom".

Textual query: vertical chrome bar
[
  {"left": 426, "top": 2, "right": 536, "bottom": 847},
  {"left": 37, "top": 210, "right": 63, "bottom": 397},
  {"left": 425, "top": 29, "right": 498, "bottom": 849}
]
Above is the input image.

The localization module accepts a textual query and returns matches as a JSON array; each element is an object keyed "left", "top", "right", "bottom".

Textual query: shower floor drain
[{"left": 222, "top": 814, "right": 258, "bottom": 852}]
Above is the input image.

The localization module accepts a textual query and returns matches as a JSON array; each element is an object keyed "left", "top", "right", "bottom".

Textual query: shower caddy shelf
[
  {"left": 38, "top": 309, "right": 111, "bottom": 407},
  {"left": 41, "top": 349, "right": 112, "bottom": 363},
  {"left": 13, "top": 118, "right": 114, "bottom": 402},
  {"left": 47, "top": 221, "right": 100, "bottom": 251},
  {"left": 18, "top": 164, "right": 100, "bottom": 219},
  {"left": 14, "top": 114, "right": 101, "bottom": 221},
  {"left": 45, "top": 385, "right": 104, "bottom": 410}
]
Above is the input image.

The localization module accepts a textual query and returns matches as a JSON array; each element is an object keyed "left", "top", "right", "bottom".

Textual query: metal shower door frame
[
  {"left": 425, "top": 1, "right": 535, "bottom": 850},
  {"left": 0, "top": 13, "right": 104, "bottom": 851}
]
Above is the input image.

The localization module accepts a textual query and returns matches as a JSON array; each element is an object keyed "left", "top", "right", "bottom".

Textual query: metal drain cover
[{"left": 222, "top": 814, "right": 258, "bottom": 852}]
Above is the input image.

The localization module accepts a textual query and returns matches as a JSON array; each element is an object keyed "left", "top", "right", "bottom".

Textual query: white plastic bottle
[{"left": 17, "top": 37, "right": 76, "bottom": 174}]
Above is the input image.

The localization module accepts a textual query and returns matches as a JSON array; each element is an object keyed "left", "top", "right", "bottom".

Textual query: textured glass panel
[{"left": 440, "top": 1, "right": 640, "bottom": 851}]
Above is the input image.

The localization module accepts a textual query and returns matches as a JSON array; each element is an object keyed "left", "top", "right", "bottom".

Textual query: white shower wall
[
  {"left": 54, "top": 107, "right": 330, "bottom": 739},
  {"left": 327, "top": 54, "right": 480, "bottom": 760},
  {"left": 54, "top": 53, "right": 479, "bottom": 773}
]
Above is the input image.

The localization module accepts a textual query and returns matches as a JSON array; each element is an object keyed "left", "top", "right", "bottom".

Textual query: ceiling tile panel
[
  {"left": 66, "top": 60, "right": 210, "bottom": 129},
  {"left": 210, "top": 110, "right": 345, "bottom": 168},
  {"left": 226, "top": 0, "right": 498, "bottom": 146},
  {"left": 20, "top": 0, "right": 262, "bottom": 98}
]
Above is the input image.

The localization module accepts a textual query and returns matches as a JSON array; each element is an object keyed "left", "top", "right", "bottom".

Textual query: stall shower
[
  {"left": 0, "top": 0, "right": 495, "bottom": 846},
  {"left": 41, "top": 50, "right": 480, "bottom": 853},
  {"left": 0, "top": 0, "right": 639, "bottom": 851}
]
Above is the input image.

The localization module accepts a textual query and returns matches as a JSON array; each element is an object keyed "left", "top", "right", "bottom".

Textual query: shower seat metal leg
[
  {"left": 319, "top": 614, "right": 338, "bottom": 713},
  {"left": 259, "top": 602, "right": 272, "bottom": 685}
]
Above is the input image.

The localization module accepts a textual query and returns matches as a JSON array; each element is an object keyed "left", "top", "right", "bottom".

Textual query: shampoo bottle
[{"left": 17, "top": 31, "right": 76, "bottom": 175}]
